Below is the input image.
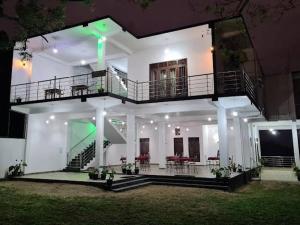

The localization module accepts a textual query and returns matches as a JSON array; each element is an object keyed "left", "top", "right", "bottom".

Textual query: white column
[
  {"left": 95, "top": 108, "right": 105, "bottom": 167},
  {"left": 126, "top": 114, "right": 136, "bottom": 164},
  {"left": 97, "top": 38, "right": 106, "bottom": 70},
  {"left": 233, "top": 117, "right": 243, "bottom": 166},
  {"left": 158, "top": 122, "right": 167, "bottom": 169},
  {"left": 292, "top": 122, "right": 300, "bottom": 166},
  {"left": 218, "top": 105, "right": 229, "bottom": 167}
]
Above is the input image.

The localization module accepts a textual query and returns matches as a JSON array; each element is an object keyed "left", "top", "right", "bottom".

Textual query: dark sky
[{"left": 1, "top": 0, "right": 300, "bottom": 76}]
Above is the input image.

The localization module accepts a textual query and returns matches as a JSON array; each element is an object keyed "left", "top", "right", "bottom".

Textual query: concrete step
[{"left": 112, "top": 181, "right": 152, "bottom": 192}]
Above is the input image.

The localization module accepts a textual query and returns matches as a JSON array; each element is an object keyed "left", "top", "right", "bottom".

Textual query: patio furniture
[
  {"left": 44, "top": 88, "right": 63, "bottom": 99},
  {"left": 207, "top": 151, "right": 220, "bottom": 168},
  {"left": 71, "top": 84, "right": 90, "bottom": 96},
  {"left": 136, "top": 154, "right": 150, "bottom": 171}
]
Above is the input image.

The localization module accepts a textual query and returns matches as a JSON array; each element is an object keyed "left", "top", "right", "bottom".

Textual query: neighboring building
[{"left": 1, "top": 3, "right": 299, "bottom": 179}]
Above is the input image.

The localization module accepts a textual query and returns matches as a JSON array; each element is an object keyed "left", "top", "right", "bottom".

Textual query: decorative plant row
[
  {"left": 6, "top": 160, "right": 27, "bottom": 178},
  {"left": 88, "top": 166, "right": 116, "bottom": 189}
]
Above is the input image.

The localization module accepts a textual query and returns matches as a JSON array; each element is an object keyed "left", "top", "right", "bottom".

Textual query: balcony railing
[
  {"left": 10, "top": 70, "right": 259, "bottom": 107},
  {"left": 261, "top": 156, "right": 295, "bottom": 167}
]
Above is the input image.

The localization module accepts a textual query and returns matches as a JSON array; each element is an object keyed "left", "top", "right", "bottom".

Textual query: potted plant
[
  {"left": 16, "top": 97, "right": 22, "bottom": 103},
  {"left": 6, "top": 160, "right": 27, "bottom": 178},
  {"left": 100, "top": 167, "right": 108, "bottom": 180},
  {"left": 106, "top": 169, "right": 116, "bottom": 190},
  {"left": 121, "top": 164, "right": 127, "bottom": 174},
  {"left": 211, "top": 168, "right": 223, "bottom": 179},
  {"left": 229, "top": 162, "right": 237, "bottom": 172},
  {"left": 88, "top": 168, "right": 99, "bottom": 180},
  {"left": 134, "top": 166, "right": 140, "bottom": 175},
  {"left": 98, "top": 87, "right": 104, "bottom": 93},
  {"left": 126, "top": 163, "right": 133, "bottom": 175},
  {"left": 293, "top": 166, "right": 300, "bottom": 181},
  {"left": 237, "top": 164, "right": 243, "bottom": 173},
  {"left": 211, "top": 167, "right": 231, "bottom": 179}
]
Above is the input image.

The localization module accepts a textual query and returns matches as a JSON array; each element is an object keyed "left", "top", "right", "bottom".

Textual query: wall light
[
  {"left": 92, "top": 116, "right": 96, "bottom": 121},
  {"left": 52, "top": 48, "right": 58, "bottom": 54},
  {"left": 208, "top": 117, "right": 212, "bottom": 121},
  {"left": 167, "top": 124, "right": 171, "bottom": 128},
  {"left": 81, "top": 60, "right": 86, "bottom": 65},
  {"left": 109, "top": 119, "right": 112, "bottom": 123},
  {"left": 186, "top": 128, "right": 190, "bottom": 132},
  {"left": 243, "top": 118, "right": 248, "bottom": 123},
  {"left": 232, "top": 111, "right": 238, "bottom": 117},
  {"left": 150, "top": 120, "right": 154, "bottom": 124},
  {"left": 122, "top": 121, "right": 125, "bottom": 125},
  {"left": 50, "top": 115, "right": 55, "bottom": 120},
  {"left": 64, "top": 122, "right": 68, "bottom": 126},
  {"left": 164, "top": 115, "right": 169, "bottom": 120},
  {"left": 102, "top": 111, "right": 107, "bottom": 116}
]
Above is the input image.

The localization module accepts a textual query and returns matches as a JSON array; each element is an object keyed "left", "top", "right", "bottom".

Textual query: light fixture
[
  {"left": 92, "top": 116, "right": 96, "bottom": 121},
  {"left": 50, "top": 115, "right": 55, "bottom": 120},
  {"left": 176, "top": 126, "right": 180, "bottom": 129},
  {"left": 230, "top": 126, "right": 234, "bottom": 130},
  {"left": 208, "top": 117, "right": 212, "bottom": 121},
  {"left": 232, "top": 111, "right": 238, "bottom": 117},
  {"left": 102, "top": 36, "right": 107, "bottom": 42},
  {"left": 120, "top": 128, "right": 123, "bottom": 132},
  {"left": 271, "top": 130, "right": 277, "bottom": 135},
  {"left": 52, "top": 48, "right": 58, "bottom": 54},
  {"left": 64, "top": 122, "right": 68, "bottom": 126},
  {"left": 164, "top": 114, "right": 169, "bottom": 120},
  {"left": 210, "top": 46, "right": 214, "bottom": 52},
  {"left": 154, "top": 127, "right": 158, "bottom": 130},
  {"left": 80, "top": 60, "right": 86, "bottom": 65},
  {"left": 164, "top": 48, "right": 170, "bottom": 54},
  {"left": 109, "top": 119, "right": 112, "bottom": 123},
  {"left": 243, "top": 118, "right": 248, "bottom": 123},
  {"left": 142, "top": 125, "right": 145, "bottom": 129},
  {"left": 45, "top": 120, "right": 50, "bottom": 124},
  {"left": 186, "top": 128, "right": 189, "bottom": 132},
  {"left": 122, "top": 121, "right": 125, "bottom": 125},
  {"left": 167, "top": 124, "right": 171, "bottom": 128},
  {"left": 269, "top": 128, "right": 274, "bottom": 132},
  {"left": 150, "top": 120, "right": 154, "bottom": 124},
  {"left": 102, "top": 111, "right": 107, "bottom": 116}
]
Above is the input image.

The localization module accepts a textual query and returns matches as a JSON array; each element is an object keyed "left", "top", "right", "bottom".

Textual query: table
[
  {"left": 44, "top": 88, "right": 62, "bottom": 99},
  {"left": 71, "top": 84, "right": 89, "bottom": 96}
]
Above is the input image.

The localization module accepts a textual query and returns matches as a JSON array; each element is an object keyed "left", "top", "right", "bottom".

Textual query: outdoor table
[{"left": 71, "top": 84, "right": 89, "bottom": 96}]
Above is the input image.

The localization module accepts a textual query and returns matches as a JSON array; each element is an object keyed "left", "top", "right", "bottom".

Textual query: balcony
[{"left": 10, "top": 70, "right": 260, "bottom": 109}]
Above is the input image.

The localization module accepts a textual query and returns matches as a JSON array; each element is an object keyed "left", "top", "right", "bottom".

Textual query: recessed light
[
  {"left": 142, "top": 125, "right": 145, "bottom": 129},
  {"left": 176, "top": 126, "right": 180, "bottom": 129},
  {"left": 122, "top": 121, "right": 125, "bottom": 125},
  {"left": 186, "top": 128, "right": 189, "bottom": 131},
  {"left": 243, "top": 118, "right": 248, "bottom": 123},
  {"left": 164, "top": 48, "right": 170, "bottom": 54},
  {"left": 102, "top": 36, "right": 107, "bottom": 42},
  {"left": 64, "top": 122, "right": 68, "bottom": 126},
  {"left": 208, "top": 117, "right": 212, "bottom": 121},
  {"left": 150, "top": 120, "right": 154, "bottom": 124},
  {"left": 232, "top": 111, "right": 238, "bottom": 117},
  {"left": 102, "top": 111, "right": 107, "bottom": 116},
  {"left": 164, "top": 115, "right": 169, "bottom": 120},
  {"left": 50, "top": 115, "right": 55, "bottom": 120},
  {"left": 109, "top": 119, "right": 112, "bottom": 123},
  {"left": 80, "top": 60, "right": 86, "bottom": 65},
  {"left": 92, "top": 116, "right": 96, "bottom": 121},
  {"left": 45, "top": 120, "right": 49, "bottom": 124},
  {"left": 230, "top": 126, "right": 234, "bottom": 130},
  {"left": 154, "top": 127, "right": 158, "bottom": 130},
  {"left": 167, "top": 124, "right": 171, "bottom": 128},
  {"left": 52, "top": 48, "right": 58, "bottom": 54}
]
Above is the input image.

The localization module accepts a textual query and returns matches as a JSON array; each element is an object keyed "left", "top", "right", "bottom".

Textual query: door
[
  {"left": 188, "top": 137, "right": 200, "bottom": 162},
  {"left": 140, "top": 138, "right": 150, "bottom": 155},
  {"left": 174, "top": 138, "right": 183, "bottom": 156},
  {"left": 149, "top": 58, "right": 188, "bottom": 100}
]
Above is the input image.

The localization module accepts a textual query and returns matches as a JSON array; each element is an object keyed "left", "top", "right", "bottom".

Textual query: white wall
[
  {"left": 106, "top": 144, "right": 126, "bottom": 166},
  {"left": 0, "top": 138, "right": 26, "bottom": 178},
  {"left": 25, "top": 114, "right": 68, "bottom": 174},
  {"left": 11, "top": 52, "right": 72, "bottom": 85},
  {"left": 128, "top": 37, "right": 213, "bottom": 82}
]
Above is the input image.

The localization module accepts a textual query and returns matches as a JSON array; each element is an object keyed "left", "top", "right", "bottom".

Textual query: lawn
[{"left": 0, "top": 181, "right": 300, "bottom": 225}]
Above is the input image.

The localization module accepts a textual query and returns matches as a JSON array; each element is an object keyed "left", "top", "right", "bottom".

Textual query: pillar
[
  {"left": 217, "top": 105, "right": 229, "bottom": 167},
  {"left": 126, "top": 114, "right": 136, "bottom": 164},
  {"left": 97, "top": 38, "right": 106, "bottom": 70},
  {"left": 95, "top": 108, "right": 105, "bottom": 167},
  {"left": 158, "top": 122, "right": 167, "bottom": 169},
  {"left": 292, "top": 122, "right": 300, "bottom": 167},
  {"left": 233, "top": 117, "right": 243, "bottom": 166}
]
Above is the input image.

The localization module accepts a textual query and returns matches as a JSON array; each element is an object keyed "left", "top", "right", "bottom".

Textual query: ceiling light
[
  {"left": 45, "top": 120, "right": 49, "bottom": 124},
  {"left": 269, "top": 128, "right": 274, "bottom": 132},
  {"left": 142, "top": 125, "right": 145, "bottom": 129},
  {"left": 208, "top": 117, "right": 212, "bottom": 121},
  {"left": 164, "top": 115, "right": 169, "bottom": 120},
  {"left": 271, "top": 130, "right": 277, "bottom": 135},
  {"left": 52, "top": 48, "right": 58, "bottom": 54},
  {"left": 109, "top": 119, "right": 112, "bottom": 123},
  {"left": 80, "top": 60, "right": 86, "bottom": 65},
  {"left": 122, "top": 121, "right": 125, "bottom": 125},
  {"left": 230, "top": 126, "right": 234, "bottom": 130},
  {"left": 150, "top": 120, "right": 154, "bottom": 124},
  {"left": 154, "top": 127, "right": 158, "bottom": 130},
  {"left": 167, "top": 124, "right": 171, "bottom": 128},
  {"left": 232, "top": 111, "right": 238, "bottom": 117},
  {"left": 92, "top": 116, "right": 96, "bottom": 121},
  {"left": 210, "top": 46, "right": 214, "bottom": 52},
  {"left": 176, "top": 126, "right": 180, "bottom": 129},
  {"left": 50, "top": 115, "right": 55, "bottom": 120},
  {"left": 64, "top": 122, "right": 68, "bottom": 126},
  {"left": 164, "top": 48, "right": 170, "bottom": 54},
  {"left": 186, "top": 128, "right": 189, "bottom": 132},
  {"left": 140, "top": 130, "right": 143, "bottom": 134},
  {"left": 102, "top": 36, "right": 107, "bottom": 42},
  {"left": 102, "top": 111, "right": 107, "bottom": 116},
  {"left": 243, "top": 118, "right": 248, "bottom": 123}
]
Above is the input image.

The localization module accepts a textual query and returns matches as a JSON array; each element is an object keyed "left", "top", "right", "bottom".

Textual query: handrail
[{"left": 70, "top": 129, "right": 96, "bottom": 151}]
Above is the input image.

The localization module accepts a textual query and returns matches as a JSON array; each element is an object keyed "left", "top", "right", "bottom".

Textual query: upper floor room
[{"left": 10, "top": 17, "right": 263, "bottom": 110}]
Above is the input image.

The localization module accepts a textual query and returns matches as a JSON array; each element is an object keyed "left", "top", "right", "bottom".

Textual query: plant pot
[
  {"left": 106, "top": 179, "right": 113, "bottom": 190},
  {"left": 126, "top": 169, "right": 132, "bottom": 175},
  {"left": 135, "top": 168, "right": 139, "bottom": 175},
  {"left": 16, "top": 98, "right": 22, "bottom": 103},
  {"left": 98, "top": 89, "right": 104, "bottom": 94},
  {"left": 89, "top": 173, "right": 99, "bottom": 180},
  {"left": 238, "top": 169, "right": 243, "bottom": 173},
  {"left": 215, "top": 173, "right": 222, "bottom": 179},
  {"left": 100, "top": 173, "right": 106, "bottom": 180},
  {"left": 122, "top": 168, "right": 126, "bottom": 174},
  {"left": 233, "top": 168, "right": 237, "bottom": 172}
]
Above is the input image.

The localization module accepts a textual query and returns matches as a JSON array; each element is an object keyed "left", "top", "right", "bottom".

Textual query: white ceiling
[{"left": 24, "top": 18, "right": 210, "bottom": 68}]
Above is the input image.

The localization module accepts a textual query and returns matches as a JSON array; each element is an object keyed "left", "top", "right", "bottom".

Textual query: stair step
[
  {"left": 152, "top": 181, "right": 229, "bottom": 191},
  {"left": 112, "top": 181, "right": 152, "bottom": 192},
  {"left": 112, "top": 177, "right": 149, "bottom": 189}
]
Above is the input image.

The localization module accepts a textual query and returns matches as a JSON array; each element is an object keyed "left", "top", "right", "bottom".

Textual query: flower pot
[
  {"left": 100, "top": 173, "right": 106, "bottom": 180},
  {"left": 135, "top": 168, "right": 139, "bottom": 175},
  {"left": 122, "top": 168, "right": 126, "bottom": 174},
  {"left": 89, "top": 173, "right": 99, "bottom": 180},
  {"left": 233, "top": 168, "right": 237, "bottom": 172},
  {"left": 106, "top": 179, "right": 113, "bottom": 190},
  {"left": 16, "top": 98, "right": 22, "bottom": 103},
  {"left": 126, "top": 169, "right": 132, "bottom": 175}
]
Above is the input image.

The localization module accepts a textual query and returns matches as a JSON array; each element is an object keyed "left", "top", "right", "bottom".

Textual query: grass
[{"left": 0, "top": 181, "right": 300, "bottom": 225}]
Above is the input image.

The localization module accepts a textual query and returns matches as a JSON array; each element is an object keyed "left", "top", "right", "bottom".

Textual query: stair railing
[{"left": 67, "top": 129, "right": 96, "bottom": 163}]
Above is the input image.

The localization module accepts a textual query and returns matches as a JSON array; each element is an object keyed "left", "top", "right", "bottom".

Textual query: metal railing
[
  {"left": 261, "top": 156, "right": 295, "bottom": 167},
  {"left": 11, "top": 70, "right": 258, "bottom": 105}
]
